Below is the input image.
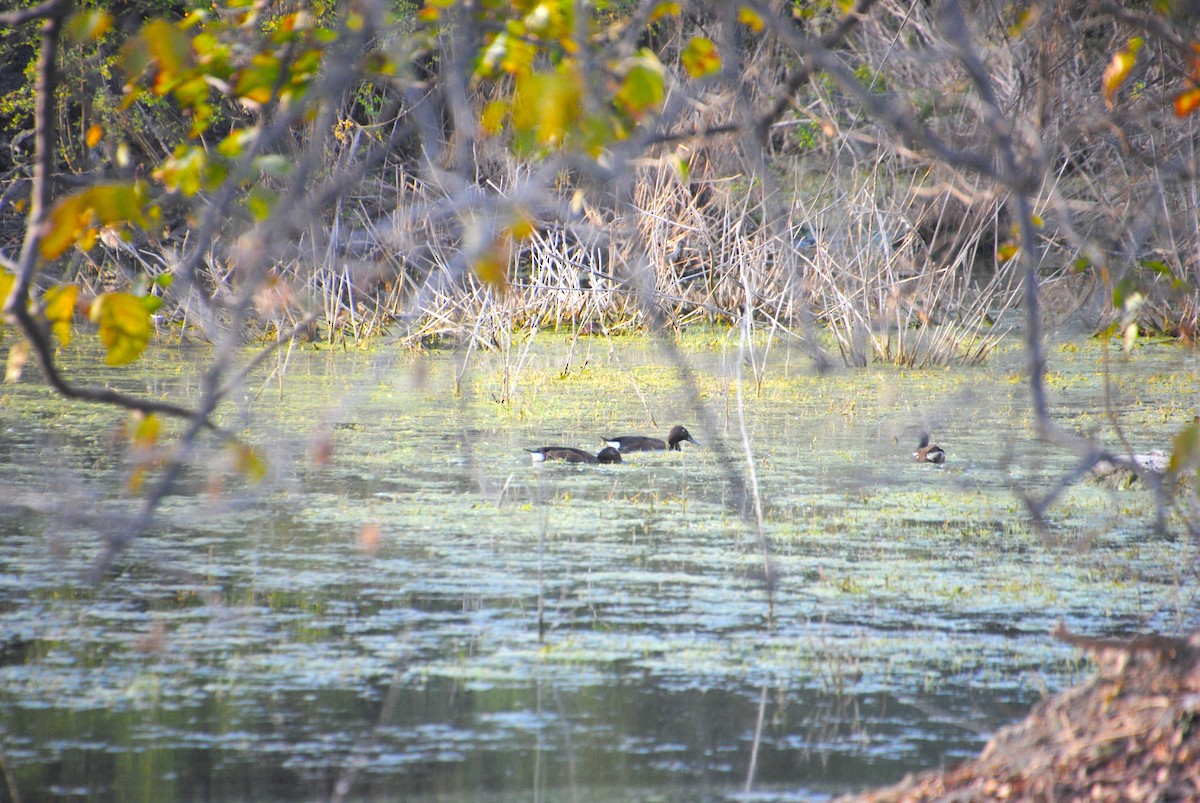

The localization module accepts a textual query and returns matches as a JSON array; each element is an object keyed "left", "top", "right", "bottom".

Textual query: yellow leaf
[
  {"left": 738, "top": 6, "right": 765, "bottom": 33},
  {"left": 649, "top": 2, "right": 680, "bottom": 21},
  {"left": 681, "top": 37, "right": 721, "bottom": 79},
  {"left": 86, "top": 124, "right": 103, "bottom": 148},
  {"left": 130, "top": 411, "right": 161, "bottom": 449},
  {"left": 40, "top": 194, "right": 92, "bottom": 261},
  {"left": 43, "top": 284, "right": 79, "bottom": 346},
  {"left": 480, "top": 100, "right": 508, "bottom": 136},
  {"left": 513, "top": 70, "right": 581, "bottom": 145},
  {"left": 997, "top": 243, "right": 1019, "bottom": 262},
  {"left": 506, "top": 208, "right": 536, "bottom": 241},
  {"left": 0, "top": 270, "right": 14, "bottom": 308},
  {"left": 1101, "top": 39, "right": 1142, "bottom": 110},
  {"left": 88, "top": 291, "right": 153, "bottom": 366},
  {"left": 128, "top": 465, "right": 147, "bottom": 493},
  {"left": 141, "top": 19, "right": 194, "bottom": 97},
  {"left": 232, "top": 443, "right": 267, "bottom": 483},
  {"left": 40, "top": 183, "right": 151, "bottom": 260},
  {"left": 473, "top": 251, "right": 508, "bottom": 290}
]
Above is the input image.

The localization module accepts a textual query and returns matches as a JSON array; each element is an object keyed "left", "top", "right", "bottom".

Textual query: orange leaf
[
  {"left": 85, "top": 124, "right": 103, "bottom": 148},
  {"left": 1175, "top": 87, "right": 1200, "bottom": 117}
]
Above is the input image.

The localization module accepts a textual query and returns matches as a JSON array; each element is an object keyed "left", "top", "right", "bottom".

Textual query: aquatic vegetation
[{"left": 0, "top": 338, "right": 1194, "bottom": 798}]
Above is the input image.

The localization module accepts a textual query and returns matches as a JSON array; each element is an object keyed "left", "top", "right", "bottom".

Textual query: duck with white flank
[
  {"left": 603, "top": 425, "right": 700, "bottom": 453},
  {"left": 913, "top": 433, "right": 945, "bottom": 464},
  {"left": 526, "top": 446, "right": 623, "bottom": 464}
]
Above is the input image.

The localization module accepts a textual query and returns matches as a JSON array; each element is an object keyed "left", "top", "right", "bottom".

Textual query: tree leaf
[
  {"left": 5, "top": 340, "right": 30, "bottom": 383},
  {"left": 1101, "top": 38, "right": 1142, "bottom": 110},
  {"left": 43, "top": 284, "right": 79, "bottom": 346},
  {"left": 232, "top": 443, "right": 267, "bottom": 483},
  {"left": 88, "top": 292, "right": 153, "bottom": 366},
  {"left": 142, "top": 19, "right": 195, "bottom": 96},
  {"left": 615, "top": 51, "right": 665, "bottom": 118},
  {"left": 1175, "top": 87, "right": 1200, "bottom": 118},
  {"left": 649, "top": 2, "right": 680, "bottom": 22},
  {"left": 738, "top": 6, "right": 766, "bottom": 33},
  {"left": 67, "top": 10, "right": 112, "bottom": 44},
  {"left": 472, "top": 251, "right": 508, "bottom": 290},
  {"left": 1169, "top": 422, "right": 1200, "bottom": 475},
  {"left": 0, "top": 270, "right": 13, "bottom": 309},
  {"left": 131, "top": 411, "right": 161, "bottom": 449},
  {"left": 235, "top": 53, "right": 282, "bottom": 105},
  {"left": 681, "top": 37, "right": 721, "bottom": 79},
  {"left": 40, "top": 183, "right": 151, "bottom": 260}
]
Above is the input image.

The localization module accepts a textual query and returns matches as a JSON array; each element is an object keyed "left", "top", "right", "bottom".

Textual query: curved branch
[{"left": 0, "top": 0, "right": 231, "bottom": 438}]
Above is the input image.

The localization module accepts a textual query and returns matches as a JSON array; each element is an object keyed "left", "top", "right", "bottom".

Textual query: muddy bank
[{"left": 846, "top": 627, "right": 1200, "bottom": 802}]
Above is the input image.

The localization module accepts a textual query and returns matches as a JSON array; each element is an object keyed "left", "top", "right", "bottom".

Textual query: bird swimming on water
[
  {"left": 913, "top": 433, "right": 945, "bottom": 464},
  {"left": 602, "top": 425, "right": 700, "bottom": 453},
  {"left": 526, "top": 445, "right": 623, "bottom": 464}
]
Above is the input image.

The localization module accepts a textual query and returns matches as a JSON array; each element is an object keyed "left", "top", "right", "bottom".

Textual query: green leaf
[
  {"left": 218, "top": 129, "right": 257, "bottom": 159},
  {"left": 246, "top": 187, "right": 277, "bottom": 221},
  {"left": 253, "top": 154, "right": 292, "bottom": 177},
  {"left": 154, "top": 146, "right": 209, "bottom": 196},
  {"left": 235, "top": 53, "right": 282, "bottom": 105},
  {"left": 1111, "top": 275, "right": 1139, "bottom": 311},
  {"left": 615, "top": 51, "right": 665, "bottom": 118}
]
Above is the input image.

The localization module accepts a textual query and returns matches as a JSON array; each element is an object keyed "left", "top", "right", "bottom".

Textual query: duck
[
  {"left": 913, "top": 433, "right": 945, "bottom": 464},
  {"left": 603, "top": 425, "right": 700, "bottom": 453},
  {"left": 526, "top": 445, "right": 623, "bottom": 464}
]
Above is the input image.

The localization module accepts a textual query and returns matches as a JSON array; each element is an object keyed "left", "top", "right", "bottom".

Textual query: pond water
[{"left": 1, "top": 331, "right": 1197, "bottom": 801}]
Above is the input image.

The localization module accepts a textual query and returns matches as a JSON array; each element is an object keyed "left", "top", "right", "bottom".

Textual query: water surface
[{"left": 1, "top": 333, "right": 1196, "bottom": 800}]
